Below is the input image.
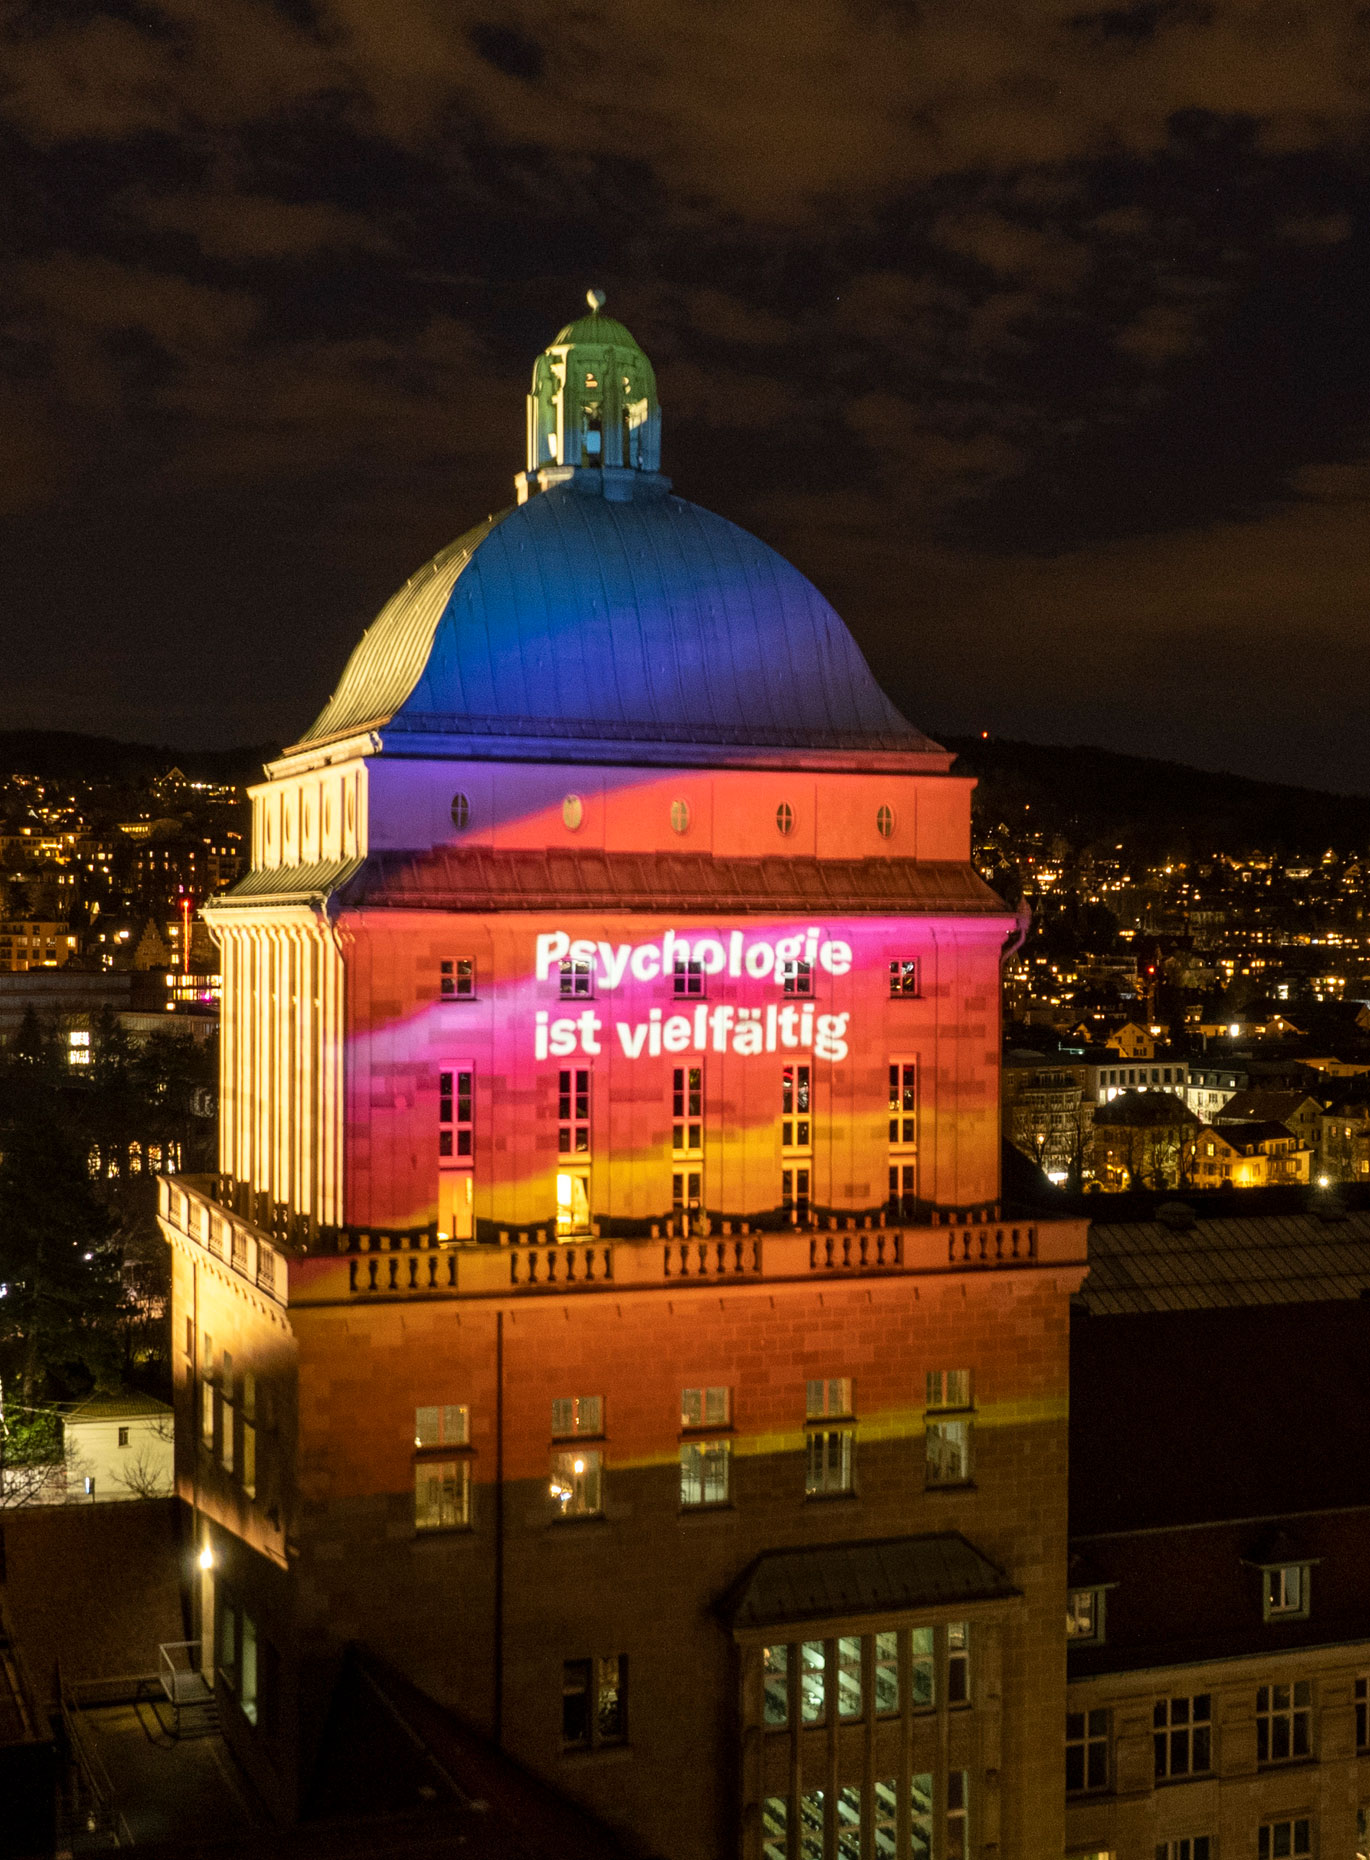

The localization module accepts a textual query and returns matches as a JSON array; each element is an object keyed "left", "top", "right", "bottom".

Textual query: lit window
[
  {"left": 889, "top": 1063, "right": 917, "bottom": 1145},
  {"left": 781, "top": 1064, "right": 810, "bottom": 1148},
  {"left": 763, "top": 1645, "right": 788, "bottom": 1727},
  {"left": 1257, "top": 1680, "right": 1311, "bottom": 1763},
  {"left": 799, "top": 1788, "right": 824, "bottom": 1860},
  {"left": 889, "top": 959, "right": 919, "bottom": 997},
  {"left": 672, "top": 1170, "right": 702, "bottom": 1224},
  {"left": 775, "top": 802, "right": 794, "bottom": 836},
  {"left": 672, "top": 1067, "right": 702, "bottom": 1154},
  {"left": 670, "top": 799, "right": 690, "bottom": 834},
  {"left": 439, "top": 1069, "right": 473, "bottom": 1161},
  {"left": 872, "top": 1781, "right": 897, "bottom": 1860},
  {"left": 415, "top": 1460, "right": 470, "bottom": 1531},
  {"left": 558, "top": 957, "right": 593, "bottom": 998},
  {"left": 926, "top": 1369, "right": 971, "bottom": 1410},
  {"left": 912, "top": 1626, "right": 934, "bottom": 1708},
  {"left": 450, "top": 792, "right": 470, "bottom": 830},
  {"left": 552, "top": 1395, "right": 602, "bottom": 1437},
  {"left": 550, "top": 1448, "right": 602, "bottom": 1516},
  {"left": 911, "top": 1774, "right": 933, "bottom": 1856},
  {"left": 872, "top": 1631, "right": 898, "bottom": 1715},
  {"left": 562, "top": 794, "right": 583, "bottom": 830},
  {"left": 837, "top": 1637, "right": 863, "bottom": 1720},
  {"left": 415, "top": 1404, "right": 469, "bottom": 1447},
  {"left": 556, "top": 1169, "right": 590, "bottom": 1236},
  {"left": 1066, "top": 1588, "right": 1103, "bottom": 1642},
  {"left": 672, "top": 958, "right": 704, "bottom": 997},
  {"left": 1258, "top": 1819, "right": 1311, "bottom": 1860},
  {"left": 762, "top": 1798, "right": 787, "bottom": 1860},
  {"left": 679, "top": 1439, "right": 730, "bottom": 1507},
  {"left": 562, "top": 1656, "right": 626, "bottom": 1748},
  {"left": 1156, "top": 1841, "right": 1211, "bottom": 1860},
  {"left": 440, "top": 958, "right": 474, "bottom": 999},
  {"left": 558, "top": 1068, "right": 591, "bottom": 1155},
  {"left": 876, "top": 805, "right": 895, "bottom": 839},
  {"left": 800, "top": 1643, "right": 826, "bottom": 1723},
  {"left": 1263, "top": 1563, "right": 1309, "bottom": 1621},
  {"left": 806, "top": 1427, "right": 852, "bottom": 1494},
  {"left": 926, "top": 1419, "right": 971, "bottom": 1487},
  {"left": 1066, "top": 1708, "right": 1109, "bottom": 1792},
  {"left": 1154, "top": 1694, "right": 1211, "bottom": 1779}
]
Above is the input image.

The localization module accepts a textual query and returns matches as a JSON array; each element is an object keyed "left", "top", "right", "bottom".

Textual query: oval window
[
  {"left": 670, "top": 799, "right": 690, "bottom": 835},
  {"left": 775, "top": 802, "right": 794, "bottom": 837},
  {"left": 563, "top": 794, "right": 584, "bottom": 831},
  {"left": 451, "top": 792, "right": 471, "bottom": 831},
  {"left": 876, "top": 804, "right": 896, "bottom": 840}
]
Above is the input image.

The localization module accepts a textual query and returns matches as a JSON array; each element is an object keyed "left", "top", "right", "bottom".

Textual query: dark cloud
[{"left": 0, "top": 0, "right": 1368, "bottom": 782}]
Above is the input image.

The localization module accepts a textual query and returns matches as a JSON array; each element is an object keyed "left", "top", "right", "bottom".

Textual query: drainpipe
[{"left": 493, "top": 1308, "right": 505, "bottom": 1747}]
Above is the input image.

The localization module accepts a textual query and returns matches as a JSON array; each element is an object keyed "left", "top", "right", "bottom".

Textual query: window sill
[
  {"left": 678, "top": 1502, "right": 737, "bottom": 1521},
  {"left": 1155, "top": 1771, "right": 1214, "bottom": 1787},
  {"left": 546, "top": 1513, "right": 610, "bottom": 1531},
  {"left": 804, "top": 1488, "right": 858, "bottom": 1503},
  {"left": 924, "top": 1481, "right": 977, "bottom": 1495},
  {"left": 413, "top": 1525, "right": 475, "bottom": 1540},
  {"left": 561, "top": 1743, "right": 633, "bottom": 1766},
  {"left": 1256, "top": 1755, "right": 1316, "bottom": 1772}
]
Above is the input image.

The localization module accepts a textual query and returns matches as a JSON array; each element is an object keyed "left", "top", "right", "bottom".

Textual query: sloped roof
[
  {"left": 1080, "top": 1207, "right": 1370, "bottom": 1313},
  {"left": 724, "top": 1532, "right": 1018, "bottom": 1631},
  {"left": 294, "top": 485, "right": 931, "bottom": 758}
]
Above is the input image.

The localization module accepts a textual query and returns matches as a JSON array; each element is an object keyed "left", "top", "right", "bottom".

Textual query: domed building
[{"left": 164, "top": 296, "right": 1085, "bottom": 1860}]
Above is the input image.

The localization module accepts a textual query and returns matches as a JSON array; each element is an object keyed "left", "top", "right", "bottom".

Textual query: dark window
[
  {"left": 1154, "top": 1694, "right": 1211, "bottom": 1779},
  {"left": 782, "top": 1065, "right": 811, "bottom": 1147},
  {"left": 440, "top": 958, "right": 474, "bottom": 999},
  {"left": 563, "top": 1656, "right": 626, "bottom": 1749},
  {"left": 439, "top": 1070, "right": 473, "bottom": 1159},
  {"left": 673, "top": 959, "right": 704, "bottom": 998},
  {"left": 562, "top": 1660, "right": 591, "bottom": 1747},
  {"left": 449, "top": 793, "right": 471, "bottom": 831},
  {"left": 888, "top": 1162, "right": 917, "bottom": 1219},
  {"left": 558, "top": 1069, "right": 590, "bottom": 1155},
  {"left": 782, "top": 1166, "right": 810, "bottom": 1222},
  {"left": 1066, "top": 1708, "right": 1109, "bottom": 1792},
  {"left": 889, "top": 959, "right": 919, "bottom": 997},
  {"left": 672, "top": 1067, "right": 702, "bottom": 1153},
  {"left": 1256, "top": 1681, "right": 1311, "bottom": 1763}
]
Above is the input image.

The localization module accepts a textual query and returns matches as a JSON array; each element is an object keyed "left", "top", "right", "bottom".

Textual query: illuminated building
[{"left": 160, "top": 297, "right": 1088, "bottom": 1856}]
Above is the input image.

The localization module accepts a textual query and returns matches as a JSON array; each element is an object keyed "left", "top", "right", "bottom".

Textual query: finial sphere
[{"left": 586, "top": 287, "right": 607, "bottom": 312}]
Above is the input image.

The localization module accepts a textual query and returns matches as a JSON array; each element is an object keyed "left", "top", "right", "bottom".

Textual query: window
[
  {"left": 781, "top": 959, "right": 812, "bottom": 996},
  {"left": 558, "top": 1068, "right": 591, "bottom": 1155},
  {"left": 679, "top": 1439, "right": 730, "bottom": 1507},
  {"left": 889, "top": 959, "right": 919, "bottom": 997},
  {"left": 1157, "top": 1838, "right": 1211, "bottom": 1860},
  {"left": 800, "top": 1643, "right": 826, "bottom": 1723},
  {"left": 876, "top": 805, "right": 895, "bottom": 839},
  {"left": 874, "top": 1631, "right": 899, "bottom": 1714},
  {"left": 240, "top": 1612, "right": 259, "bottom": 1726},
  {"left": 1067, "top": 1708, "right": 1109, "bottom": 1792},
  {"left": 117, "top": 1426, "right": 130, "bottom": 1448},
  {"left": 562, "top": 794, "right": 583, "bottom": 831},
  {"left": 799, "top": 1789, "right": 824, "bottom": 1860},
  {"left": 830, "top": 1787, "right": 858, "bottom": 1860},
  {"left": 807, "top": 1378, "right": 851, "bottom": 1418},
  {"left": 242, "top": 1419, "right": 256, "bottom": 1499},
  {"left": 837, "top": 1636, "right": 862, "bottom": 1719},
  {"left": 1258, "top": 1821, "right": 1311, "bottom": 1860},
  {"left": 415, "top": 1460, "right": 470, "bottom": 1530},
  {"left": 556, "top": 1169, "right": 590, "bottom": 1235},
  {"left": 873, "top": 1780, "right": 897, "bottom": 1860},
  {"left": 946, "top": 1772, "right": 968, "bottom": 1860},
  {"left": 763, "top": 1644, "right": 788, "bottom": 1727},
  {"left": 889, "top": 1063, "right": 917, "bottom": 1145},
  {"left": 763, "top": 1798, "right": 787, "bottom": 1860},
  {"left": 806, "top": 1428, "right": 853, "bottom": 1496},
  {"left": 1356, "top": 1674, "right": 1367, "bottom": 1750},
  {"left": 416, "top": 1404, "right": 469, "bottom": 1447},
  {"left": 1067, "top": 1588, "right": 1104, "bottom": 1642},
  {"left": 440, "top": 958, "right": 474, "bottom": 1000},
  {"left": 673, "top": 1067, "right": 703, "bottom": 1154},
  {"left": 911, "top": 1774, "right": 933, "bottom": 1860},
  {"left": 220, "top": 1355, "right": 235, "bottom": 1473},
  {"left": 1264, "top": 1563, "right": 1309, "bottom": 1620},
  {"left": 888, "top": 1162, "right": 917, "bottom": 1220},
  {"left": 682, "top": 1386, "right": 730, "bottom": 1428},
  {"left": 782, "top": 1065, "right": 811, "bottom": 1148},
  {"left": 947, "top": 1622, "right": 969, "bottom": 1704},
  {"left": 558, "top": 957, "right": 593, "bottom": 997},
  {"left": 552, "top": 1396, "right": 602, "bottom": 1436},
  {"left": 926, "top": 1419, "right": 972, "bottom": 1486},
  {"left": 439, "top": 1068, "right": 473, "bottom": 1159},
  {"left": 672, "top": 1170, "right": 701, "bottom": 1223},
  {"left": 775, "top": 802, "right": 794, "bottom": 836},
  {"left": 1154, "top": 1694, "right": 1211, "bottom": 1779},
  {"left": 926, "top": 1369, "right": 971, "bottom": 1410},
  {"left": 1257, "top": 1680, "right": 1311, "bottom": 1763},
  {"left": 673, "top": 958, "right": 704, "bottom": 997},
  {"left": 449, "top": 792, "right": 470, "bottom": 831},
  {"left": 912, "top": 1626, "right": 934, "bottom": 1707},
  {"left": 782, "top": 1166, "right": 810, "bottom": 1222},
  {"left": 670, "top": 799, "right": 690, "bottom": 834},
  {"left": 550, "top": 1448, "right": 602, "bottom": 1517},
  {"left": 562, "top": 1655, "right": 627, "bottom": 1748}
]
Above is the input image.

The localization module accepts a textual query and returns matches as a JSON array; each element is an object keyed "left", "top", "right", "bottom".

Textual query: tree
[{"left": 0, "top": 1397, "right": 66, "bottom": 1508}]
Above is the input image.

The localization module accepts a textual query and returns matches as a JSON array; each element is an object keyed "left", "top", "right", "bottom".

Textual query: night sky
[{"left": 2, "top": 3, "right": 1369, "bottom": 788}]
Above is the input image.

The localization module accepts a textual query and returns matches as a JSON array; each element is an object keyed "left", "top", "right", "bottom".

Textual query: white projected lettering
[
  {"left": 534, "top": 927, "right": 853, "bottom": 987},
  {"left": 534, "top": 1005, "right": 850, "bottom": 1063}
]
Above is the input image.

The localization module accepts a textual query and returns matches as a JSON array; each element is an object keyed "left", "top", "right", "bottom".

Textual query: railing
[
  {"left": 57, "top": 1659, "right": 135, "bottom": 1849},
  {"left": 158, "top": 1640, "right": 208, "bottom": 1707},
  {"left": 160, "top": 1176, "right": 1082, "bottom": 1305}
]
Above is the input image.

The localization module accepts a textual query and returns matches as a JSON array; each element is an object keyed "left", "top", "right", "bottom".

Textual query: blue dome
[{"left": 298, "top": 484, "right": 934, "bottom": 759}]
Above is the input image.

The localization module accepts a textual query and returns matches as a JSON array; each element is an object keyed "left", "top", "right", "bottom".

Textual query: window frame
[
  {"left": 1066, "top": 1706, "right": 1110, "bottom": 1794},
  {"left": 558, "top": 956, "right": 594, "bottom": 999},
  {"left": 1263, "top": 1562, "right": 1311, "bottom": 1622},
  {"left": 1153, "top": 1693, "right": 1212, "bottom": 1781},
  {"left": 1256, "top": 1679, "right": 1312, "bottom": 1765},
  {"left": 889, "top": 958, "right": 920, "bottom": 998},
  {"left": 414, "top": 1458, "right": 471, "bottom": 1533},
  {"left": 561, "top": 1654, "right": 628, "bottom": 1750},
  {"left": 679, "top": 1437, "right": 731, "bottom": 1509},
  {"left": 672, "top": 1066, "right": 703, "bottom": 1156},
  {"left": 439, "top": 957, "right": 475, "bottom": 1000},
  {"left": 1258, "top": 1818, "right": 1311, "bottom": 1860},
  {"left": 781, "top": 1063, "right": 812, "bottom": 1152},
  {"left": 889, "top": 1060, "right": 917, "bottom": 1148},
  {"left": 1067, "top": 1587, "right": 1105, "bottom": 1644},
  {"left": 925, "top": 1417, "right": 973, "bottom": 1488}
]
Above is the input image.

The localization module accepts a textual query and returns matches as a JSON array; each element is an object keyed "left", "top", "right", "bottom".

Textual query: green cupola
[{"left": 516, "top": 289, "right": 665, "bottom": 504}]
